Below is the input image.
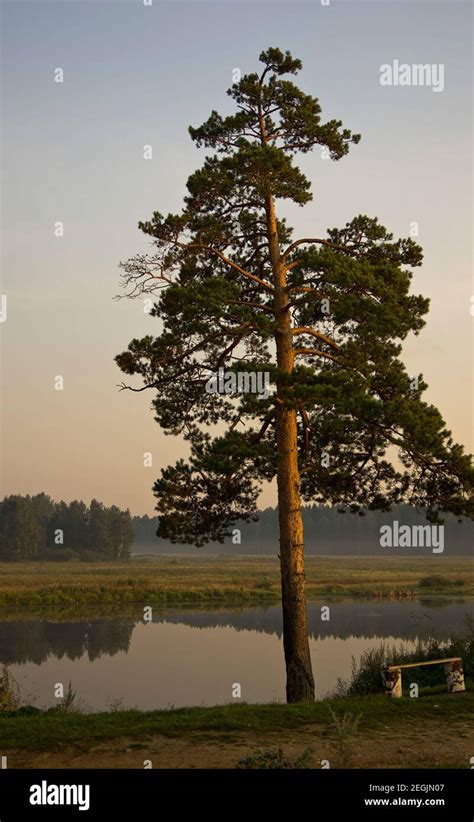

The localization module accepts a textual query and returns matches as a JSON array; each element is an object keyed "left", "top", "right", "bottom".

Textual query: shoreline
[{"left": 1, "top": 688, "right": 473, "bottom": 770}]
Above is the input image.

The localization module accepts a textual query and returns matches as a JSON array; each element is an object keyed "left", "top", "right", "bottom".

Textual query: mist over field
[{"left": 132, "top": 504, "right": 474, "bottom": 556}]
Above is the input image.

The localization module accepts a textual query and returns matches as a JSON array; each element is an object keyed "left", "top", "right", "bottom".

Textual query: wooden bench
[{"left": 382, "top": 657, "right": 465, "bottom": 697}]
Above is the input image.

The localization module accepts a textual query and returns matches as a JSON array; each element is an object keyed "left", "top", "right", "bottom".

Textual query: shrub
[
  {"left": 328, "top": 706, "right": 362, "bottom": 766},
  {"left": 255, "top": 575, "right": 274, "bottom": 591},
  {"left": 341, "top": 622, "right": 474, "bottom": 695},
  {"left": 0, "top": 667, "right": 19, "bottom": 712},
  {"left": 79, "top": 550, "right": 103, "bottom": 563},
  {"left": 237, "top": 748, "right": 313, "bottom": 769},
  {"left": 49, "top": 681, "right": 79, "bottom": 714},
  {"left": 39, "top": 549, "right": 80, "bottom": 562},
  {"left": 418, "top": 575, "right": 451, "bottom": 589}
]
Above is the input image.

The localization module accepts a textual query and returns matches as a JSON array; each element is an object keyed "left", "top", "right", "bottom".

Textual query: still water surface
[{"left": 1, "top": 598, "right": 471, "bottom": 710}]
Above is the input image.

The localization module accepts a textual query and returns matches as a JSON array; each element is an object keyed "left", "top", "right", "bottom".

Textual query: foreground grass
[
  {"left": 1, "top": 687, "right": 472, "bottom": 753},
  {"left": 0, "top": 556, "right": 472, "bottom": 607}
]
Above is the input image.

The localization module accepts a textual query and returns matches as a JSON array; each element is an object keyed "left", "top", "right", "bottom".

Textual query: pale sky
[{"left": 1, "top": 0, "right": 472, "bottom": 515}]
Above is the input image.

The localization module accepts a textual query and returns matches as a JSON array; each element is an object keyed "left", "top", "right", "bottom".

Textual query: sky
[{"left": 1, "top": 0, "right": 472, "bottom": 515}]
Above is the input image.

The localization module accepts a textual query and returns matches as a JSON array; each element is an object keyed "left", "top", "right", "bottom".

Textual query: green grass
[
  {"left": 338, "top": 627, "right": 474, "bottom": 695},
  {"left": 1, "top": 688, "right": 472, "bottom": 752},
  {"left": 0, "top": 556, "right": 472, "bottom": 608}
]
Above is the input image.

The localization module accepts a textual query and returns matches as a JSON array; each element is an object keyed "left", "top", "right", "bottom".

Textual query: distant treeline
[
  {"left": 132, "top": 504, "right": 474, "bottom": 556},
  {"left": 1, "top": 495, "right": 471, "bottom": 561},
  {"left": 0, "top": 494, "right": 134, "bottom": 562}
]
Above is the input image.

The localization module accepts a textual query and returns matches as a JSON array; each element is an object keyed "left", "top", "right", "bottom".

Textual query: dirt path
[{"left": 5, "top": 718, "right": 473, "bottom": 769}]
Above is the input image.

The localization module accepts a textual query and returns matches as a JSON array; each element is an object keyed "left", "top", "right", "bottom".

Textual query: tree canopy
[{"left": 116, "top": 47, "right": 473, "bottom": 548}]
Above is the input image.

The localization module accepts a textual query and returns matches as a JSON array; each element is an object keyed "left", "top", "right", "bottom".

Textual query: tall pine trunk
[
  {"left": 275, "top": 403, "right": 315, "bottom": 702},
  {"left": 265, "top": 187, "right": 315, "bottom": 703}
]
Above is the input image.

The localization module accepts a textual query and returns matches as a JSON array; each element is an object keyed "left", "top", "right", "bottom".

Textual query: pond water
[{"left": 1, "top": 598, "right": 471, "bottom": 710}]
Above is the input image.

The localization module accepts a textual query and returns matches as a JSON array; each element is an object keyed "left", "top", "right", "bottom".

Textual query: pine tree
[
  {"left": 116, "top": 48, "right": 473, "bottom": 702},
  {"left": 30, "top": 493, "right": 55, "bottom": 553},
  {"left": 0, "top": 496, "right": 43, "bottom": 560},
  {"left": 88, "top": 499, "right": 110, "bottom": 557},
  {"left": 106, "top": 506, "right": 134, "bottom": 559}
]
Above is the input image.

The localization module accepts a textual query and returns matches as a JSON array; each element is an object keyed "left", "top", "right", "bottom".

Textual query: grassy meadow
[{"left": 0, "top": 555, "right": 472, "bottom": 608}]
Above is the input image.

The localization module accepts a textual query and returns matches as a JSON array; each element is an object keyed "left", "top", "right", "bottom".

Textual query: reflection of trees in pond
[
  {"left": 151, "top": 601, "right": 474, "bottom": 641},
  {"left": 0, "top": 620, "right": 134, "bottom": 665},
  {"left": 417, "top": 598, "right": 462, "bottom": 610},
  {"left": 0, "top": 601, "right": 472, "bottom": 665}
]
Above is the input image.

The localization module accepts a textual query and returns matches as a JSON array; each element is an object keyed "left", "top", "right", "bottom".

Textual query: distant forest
[
  {"left": 0, "top": 494, "right": 134, "bottom": 562},
  {"left": 132, "top": 504, "right": 474, "bottom": 556},
  {"left": 0, "top": 495, "right": 472, "bottom": 561}
]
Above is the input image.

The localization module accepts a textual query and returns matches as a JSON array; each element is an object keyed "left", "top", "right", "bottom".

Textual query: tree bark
[
  {"left": 264, "top": 188, "right": 315, "bottom": 703},
  {"left": 275, "top": 402, "right": 315, "bottom": 702},
  {"left": 258, "top": 80, "right": 315, "bottom": 701},
  {"left": 274, "top": 274, "right": 315, "bottom": 703}
]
